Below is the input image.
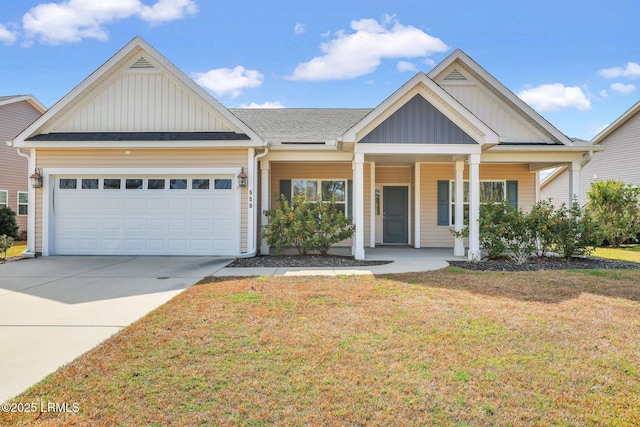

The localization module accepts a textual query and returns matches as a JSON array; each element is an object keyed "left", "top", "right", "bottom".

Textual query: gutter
[{"left": 235, "top": 143, "right": 270, "bottom": 258}]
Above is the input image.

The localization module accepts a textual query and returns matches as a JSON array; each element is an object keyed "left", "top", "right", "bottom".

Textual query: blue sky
[{"left": 0, "top": 0, "right": 638, "bottom": 140}]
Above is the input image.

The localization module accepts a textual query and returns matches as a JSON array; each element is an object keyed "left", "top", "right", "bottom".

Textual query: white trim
[
  {"left": 260, "top": 159, "right": 270, "bottom": 255},
  {"left": 591, "top": 100, "right": 640, "bottom": 144},
  {"left": 290, "top": 178, "right": 349, "bottom": 208},
  {"left": 263, "top": 151, "right": 353, "bottom": 162},
  {"left": 42, "top": 167, "right": 242, "bottom": 256},
  {"left": 26, "top": 150, "right": 37, "bottom": 256},
  {"left": 468, "top": 154, "right": 481, "bottom": 261},
  {"left": 15, "top": 140, "right": 262, "bottom": 149},
  {"left": 454, "top": 161, "right": 465, "bottom": 256},
  {"left": 568, "top": 161, "right": 581, "bottom": 206},
  {"left": 413, "top": 163, "right": 421, "bottom": 249},
  {"left": 247, "top": 148, "right": 255, "bottom": 255},
  {"left": 0, "top": 95, "right": 46, "bottom": 113},
  {"left": 354, "top": 153, "right": 365, "bottom": 259},
  {"left": 16, "top": 191, "right": 28, "bottom": 216},
  {"left": 356, "top": 143, "right": 482, "bottom": 155},
  {"left": 449, "top": 179, "right": 507, "bottom": 227},
  {"left": 0, "top": 190, "right": 7, "bottom": 208},
  {"left": 370, "top": 162, "right": 376, "bottom": 248}
]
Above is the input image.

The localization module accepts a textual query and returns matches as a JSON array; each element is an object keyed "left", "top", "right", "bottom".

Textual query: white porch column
[
  {"left": 568, "top": 161, "right": 581, "bottom": 207},
  {"left": 25, "top": 149, "right": 37, "bottom": 257},
  {"left": 535, "top": 171, "right": 541, "bottom": 203},
  {"left": 354, "top": 153, "right": 365, "bottom": 260},
  {"left": 454, "top": 160, "right": 465, "bottom": 257},
  {"left": 414, "top": 162, "right": 421, "bottom": 248},
  {"left": 247, "top": 148, "right": 255, "bottom": 254},
  {"left": 260, "top": 159, "right": 270, "bottom": 255},
  {"left": 468, "top": 154, "right": 481, "bottom": 261},
  {"left": 370, "top": 162, "right": 376, "bottom": 248}
]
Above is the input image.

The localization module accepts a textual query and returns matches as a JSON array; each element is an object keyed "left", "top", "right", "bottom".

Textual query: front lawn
[
  {"left": 593, "top": 245, "right": 640, "bottom": 263},
  {"left": 3, "top": 269, "right": 640, "bottom": 426},
  {"left": 6, "top": 241, "right": 27, "bottom": 258}
]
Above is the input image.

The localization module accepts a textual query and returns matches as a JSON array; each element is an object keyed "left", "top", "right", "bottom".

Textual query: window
[
  {"left": 103, "top": 179, "right": 121, "bottom": 189},
  {"left": 170, "top": 179, "right": 187, "bottom": 189},
  {"left": 148, "top": 179, "right": 165, "bottom": 190},
  {"left": 17, "top": 192, "right": 28, "bottom": 215},
  {"left": 125, "top": 179, "right": 143, "bottom": 189},
  {"left": 292, "top": 179, "right": 347, "bottom": 213},
  {"left": 214, "top": 179, "right": 232, "bottom": 190},
  {"left": 82, "top": 179, "right": 99, "bottom": 189},
  {"left": 0, "top": 191, "right": 7, "bottom": 208},
  {"left": 60, "top": 179, "right": 77, "bottom": 189},
  {"left": 450, "top": 180, "right": 505, "bottom": 226},
  {"left": 192, "top": 179, "right": 210, "bottom": 189}
]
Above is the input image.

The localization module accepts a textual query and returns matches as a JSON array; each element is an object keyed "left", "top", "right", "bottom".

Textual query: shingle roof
[
  {"left": 230, "top": 108, "right": 372, "bottom": 142},
  {"left": 26, "top": 132, "right": 250, "bottom": 141}
]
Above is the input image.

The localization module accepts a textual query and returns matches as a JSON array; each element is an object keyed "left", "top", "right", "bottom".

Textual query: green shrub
[
  {"left": 0, "top": 206, "right": 19, "bottom": 239},
  {"left": 262, "top": 194, "right": 355, "bottom": 255},
  {"left": 586, "top": 179, "right": 640, "bottom": 247},
  {"left": 0, "top": 234, "right": 14, "bottom": 261},
  {"left": 549, "top": 200, "right": 600, "bottom": 259},
  {"left": 529, "top": 199, "right": 557, "bottom": 256}
]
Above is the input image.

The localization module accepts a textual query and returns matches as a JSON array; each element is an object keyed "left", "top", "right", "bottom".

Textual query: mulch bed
[
  {"left": 449, "top": 257, "right": 640, "bottom": 272},
  {"left": 227, "top": 255, "right": 393, "bottom": 268}
]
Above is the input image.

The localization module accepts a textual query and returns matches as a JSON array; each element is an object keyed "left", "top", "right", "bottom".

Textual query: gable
[
  {"left": 47, "top": 53, "right": 237, "bottom": 134},
  {"left": 434, "top": 65, "right": 548, "bottom": 143},
  {"left": 360, "top": 95, "right": 476, "bottom": 144}
]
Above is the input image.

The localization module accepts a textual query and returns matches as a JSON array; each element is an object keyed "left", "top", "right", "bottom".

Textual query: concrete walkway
[
  {"left": 214, "top": 247, "right": 461, "bottom": 277},
  {"left": 0, "top": 256, "right": 231, "bottom": 403}
]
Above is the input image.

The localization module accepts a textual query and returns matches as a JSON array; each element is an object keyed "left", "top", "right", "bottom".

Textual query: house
[
  {"left": 541, "top": 101, "right": 640, "bottom": 206},
  {"left": 10, "top": 37, "right": 597, "bottom": 260},
  {"left": 1, "top": 95, "right": 46, "bottom": 237}
]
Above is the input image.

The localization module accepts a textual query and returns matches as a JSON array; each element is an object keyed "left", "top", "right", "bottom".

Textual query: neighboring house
[
  {"left": 0, "top": 95, "right": 46, "bottom": 236},
  {"left": 541, "top": 101, "right": 640, "bottom": 206},
  {"left": 10, "top": 37, "right": 596, "bottom": 260}
]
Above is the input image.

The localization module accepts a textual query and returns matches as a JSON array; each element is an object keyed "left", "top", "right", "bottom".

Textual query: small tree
[
  {"left": 0, "top": 234, "right": 14, "bottom": 261},
  {"left": 529, "top": 199, "right": 557, "bottom": 256},
  {"left": 586, "top": 180, "right": 640, "bottom": 247},
  {"left": 0, "top": 206, "right": 19, "bottom": 239},
  {"left": 262, "top": 194, "right": 355, "bottom": 255},
  {"left": 550, "top": 200, "right": 600, "bottom": 258}
]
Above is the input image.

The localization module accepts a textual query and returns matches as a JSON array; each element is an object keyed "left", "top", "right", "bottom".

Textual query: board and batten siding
[
  {"left": 0, "top": 100, "right": 43, "bottom": 232},
  {"left": 34, "top": 148, "right": 249, "bottom": 253},
  {"left": 419, "top": 163, "right": 535, "bottom": 248},
  {"left": 542, "top": 109, "right": 640, "bottom": 207},
  {"left": 52, "top": 73, "right": 236, "bottom": 133}
]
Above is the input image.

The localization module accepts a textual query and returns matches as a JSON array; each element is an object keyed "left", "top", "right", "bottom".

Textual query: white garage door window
[{"left": 52, "top": 175, "right": 239, "bottom": 255}]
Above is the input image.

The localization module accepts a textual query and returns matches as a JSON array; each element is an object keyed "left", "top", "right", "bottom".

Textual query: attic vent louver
[
  {"left": 443, "top": 69, "right": 467, "bottom": 81},
  {"left": 130, "top": 57, "right": 155, "bottom": 69}
]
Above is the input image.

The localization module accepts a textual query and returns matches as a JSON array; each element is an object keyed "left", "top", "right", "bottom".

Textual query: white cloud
[
  {"left": 288, "top": 17, "right": 448, "bottom": 81},
  {"left": 517, "top": 83, "right": 591, "bottom": 112},
  {"left": 598, "top": 62, "right": 640, "bottom": 79},
  {"left": 610, "top": 82, "right": 637, "bottom": 95},
  {"left": 397, "top": 61, "right": 417, "bottom": 72},
  {"left": 238, "top": 101, "right": 285, "bottom": 108},
  {"left": 192, "top": 66, "right": 264, "bottom": 99},
  {"left": 294, "top": 22, "right": 306, "bottom": 35},
  {"left": 0, "top": 24, "right": 18, "bottom": 45},
  {"left": 21, "top": 0, "right": 197, "bottom": 44},
  {"left": 599, "top": 89, "right": 608, "bottom": 98},
  {"left": 139, "top": 0, "right": 197, "bottom": 26},
  {"left": 320, "top": 30, "right": 330, "bottom": 38}
]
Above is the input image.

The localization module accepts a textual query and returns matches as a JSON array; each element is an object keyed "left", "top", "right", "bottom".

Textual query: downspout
[
  {"left": 15, "top": 148, "right": 37, "bottom": 258},
  {"left": 236, "top": 143, "right": 270, "bottom": 258}
]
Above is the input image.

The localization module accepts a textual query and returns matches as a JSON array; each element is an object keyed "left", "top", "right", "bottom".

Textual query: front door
[{"left": 383, "top": 186, "right": 408, "bottom": 244}]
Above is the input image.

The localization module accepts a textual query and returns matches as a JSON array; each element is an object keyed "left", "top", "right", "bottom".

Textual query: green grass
[
  {"left": 2, "top": 269, "right": 640, "bottom": 426},
  {"left": 593, "top": 245, "right": 640, "bottom": 263},
  {"left": 5, "top": 241, "right": 26, "bottom": 258}
]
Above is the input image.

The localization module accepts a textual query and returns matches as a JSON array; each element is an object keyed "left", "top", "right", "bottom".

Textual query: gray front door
[{"left": 383, "top": 186, "right": 408, "bottom": 244}]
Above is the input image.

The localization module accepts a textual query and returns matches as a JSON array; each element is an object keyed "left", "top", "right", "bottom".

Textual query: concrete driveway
[{"left": 0, "top": 255, "right": 231, "bottom": 403}]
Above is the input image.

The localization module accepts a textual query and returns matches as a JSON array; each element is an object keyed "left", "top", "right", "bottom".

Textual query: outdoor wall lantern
[
  {"left": 30, "top": 169, "right": 43, "bottom": 188},
  {"left": 237, "top": 167, "right": 248, "bottom": 188}
]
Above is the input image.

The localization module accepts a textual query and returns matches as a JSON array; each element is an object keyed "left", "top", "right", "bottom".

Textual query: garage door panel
[{"left": 53, "top": 175, "right": 239, "bottom": 255}]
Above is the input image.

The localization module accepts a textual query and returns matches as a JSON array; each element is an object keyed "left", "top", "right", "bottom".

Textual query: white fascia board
[
  {"left": 482, "top": 151, "right": 586, "bottom": 163},
  {"left": 487, "top": 145, "right": 605, "bottom": 153},
  {"left": 428, "top": 49, "right": 573, "bottom": 146},
  {"left": 43, "top": 167, "right": 241, "bottom": 176},
  {"left": 263, "top": 150, "right": 354, "bottom": 162},
  {"left": 355, "top": 143, "right": 482, "bottom": 155},
  {"left": 14, "top": 140, "right": 264, "bottom": 149},
  {"left": 343, "top": 72, "right": 499, "bottom": 146},
  {"left": 0, "top": 95, "right": 47, "bottom": 112}
]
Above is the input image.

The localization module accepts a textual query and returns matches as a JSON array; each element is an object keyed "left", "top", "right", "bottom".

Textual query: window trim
[
  {"left": 449, "top": 179, "right": 506, "bottom": 226},
  {"left": 17, "top": 191, "right": 28, "bottom": 216},
  {"left": 291, "top": 179, "right": 348, "bottom": 207},
  {"left": 0, "top": 190, "right": 7, "bottom": 209}
]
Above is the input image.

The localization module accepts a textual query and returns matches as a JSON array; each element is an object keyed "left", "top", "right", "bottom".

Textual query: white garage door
[{"left": 52, "top": 175, "right": 239, "bottom": 255}]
